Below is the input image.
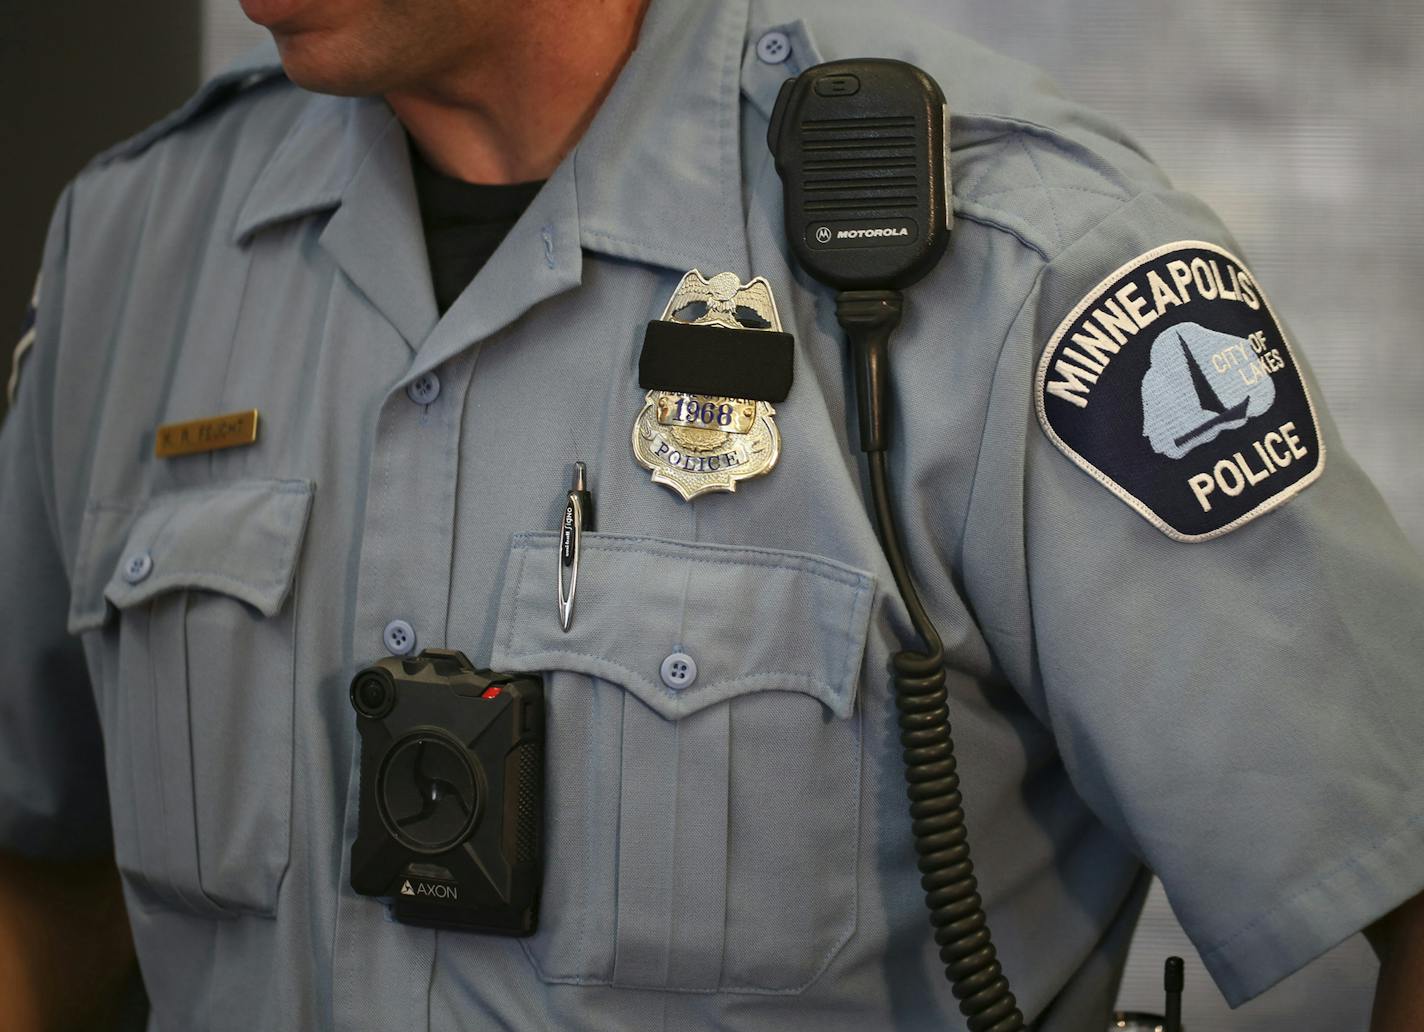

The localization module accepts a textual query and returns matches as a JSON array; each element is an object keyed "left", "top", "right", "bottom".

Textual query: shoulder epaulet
[{"left": 93, "top": 43, "right": 287, "bottom": 167}]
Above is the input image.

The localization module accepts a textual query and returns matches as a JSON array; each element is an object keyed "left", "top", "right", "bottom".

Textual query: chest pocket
[
  {"left": 68, "top": 479, "right": 314, "bottom": 918},
  {"left": 489, "top": 532, "right": 874, "bottom": 995}
]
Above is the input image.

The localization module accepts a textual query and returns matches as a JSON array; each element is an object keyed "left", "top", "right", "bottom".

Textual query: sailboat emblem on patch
[
  {"left": 1036, "top": 241, "right": 1324, "bottom": 542},
  {"left": 1142, "top": 322, "right": 1276, "bottom": 460}
]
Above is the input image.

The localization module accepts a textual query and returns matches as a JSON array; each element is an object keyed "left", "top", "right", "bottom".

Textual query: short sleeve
[
  {"left": 0, "top": 184, "right": 112, "bottom": 860},
  {"left": 962, "top": 187, "right": 1424, "bottom": 1005}
]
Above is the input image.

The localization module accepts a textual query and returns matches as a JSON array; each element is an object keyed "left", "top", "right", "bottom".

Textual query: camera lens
[
  {"left": 351, "top": 672, "right": 394, "bottom": 719},
  {"left": 377, "top": 733, "right": 480, "bottom": 854}
]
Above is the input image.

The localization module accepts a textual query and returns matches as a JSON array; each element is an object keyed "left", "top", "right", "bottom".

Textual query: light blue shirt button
[
  {"left": 122, "top": 551, "right": 153, "bottom": 584},
  {"left": 659, "top": 651, "right": 697, "bottom": 690},
  {"left": 755, "top": 30, "right": 791, "bottom": 65},
  {"left": 383, "top": 619, "right": 417, "bottom": 656},
  {"left": 406, "top": 371, "right": 441, "bottom": 406}
]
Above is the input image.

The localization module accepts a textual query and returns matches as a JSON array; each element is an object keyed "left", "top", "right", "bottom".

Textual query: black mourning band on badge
[{"left": 639, "top": 321, "right": 794, "bottom": 402}]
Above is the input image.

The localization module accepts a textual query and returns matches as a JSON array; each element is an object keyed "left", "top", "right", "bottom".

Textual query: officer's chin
[{"left": 266, "top": 30, "right": 400, "bottom": 99}]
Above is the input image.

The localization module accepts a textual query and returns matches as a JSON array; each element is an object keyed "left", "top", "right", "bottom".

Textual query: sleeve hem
[{"left": 1200, "top": 807, "right": 1424, "bottom": 1007}]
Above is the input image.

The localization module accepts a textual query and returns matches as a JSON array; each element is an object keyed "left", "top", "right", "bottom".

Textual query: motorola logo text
[{"left": 836, "top": 227, "right": 910, "bottom": 239}]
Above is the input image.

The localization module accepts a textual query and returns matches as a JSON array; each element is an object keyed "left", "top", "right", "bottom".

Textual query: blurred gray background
[{"left": 6, "top": 1, "right": 1421, "bottom": 1029}]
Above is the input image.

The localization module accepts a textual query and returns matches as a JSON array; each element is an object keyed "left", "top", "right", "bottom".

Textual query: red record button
[{"left": 481, "top": 685, "right": 504, "bottom": 700}]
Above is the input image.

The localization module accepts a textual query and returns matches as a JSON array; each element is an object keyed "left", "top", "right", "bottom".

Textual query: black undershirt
[{"left": 409, "top": 142, "right": 545, "bottom": 314}]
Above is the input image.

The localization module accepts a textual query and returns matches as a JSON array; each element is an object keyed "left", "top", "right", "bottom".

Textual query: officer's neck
[{"left": 388, "top": 0, "right": 650, "bottom": 185}]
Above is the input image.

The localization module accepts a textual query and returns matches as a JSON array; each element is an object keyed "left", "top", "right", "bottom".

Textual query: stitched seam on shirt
[
  {"left": 952, "top": 261, "right": 1050, "bottom": 703},
  {"left": 954, "top": 150, "right": 997, "bottom": 205},
  {"left": 579, "top": 227, "right": 702, "bottom": 271},
  {"left": 87, "top": 479, "right": 312, "bottom": 512},
  {"left": 505, "top": 545, "right": 851, "bottom": 704},
  {"left": 582, "top": 228, "right": 665, "bottom": 250},
  {"left": 955, "top": 126, "right": 1132, "bottom": 209},
  {"left": 504, "top": 644, "right": 843, "bottom": 707},
  {"left": 837, "top": 574, "right": 870, "bottom": 701},
  {"left": 114, "top": 572, "right": 289, "bottom": 606},
  {"left": 952, "top": 210, "right": 1051, "bottom": 262},
  {"left": 578, "top": 547, "right": 864, "bottom": 587},
  {"left": 953, "top": 115, "right": 1142, "bottom": 194},
  {"left": 1200, "top": 808, "right": 1424, "bottom": 962},
  {"left": 972, "top": 183, "right": 1134, "bottom": 205},
  {"left": 510, "top": 535, "right": 871, "bottom": 591},
  {"left": 958, "top": 261, "right": 1049, "bottom": 549},
  {"left": 1020, "top": 134, "right": 1064, "bottom": 253},
  {"left": 954, "top": 125, "right": 1030, "bottom": 201},
  {"left": 501, "top": 538, "right": 531, "bottom": 662}
]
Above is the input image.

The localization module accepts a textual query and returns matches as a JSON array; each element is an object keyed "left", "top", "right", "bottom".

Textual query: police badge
[{"left": 632, "top": 271, "right": 793, "bottom": 501}]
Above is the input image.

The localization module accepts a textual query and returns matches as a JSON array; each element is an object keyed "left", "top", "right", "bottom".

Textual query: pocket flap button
[
  {"left": 659, "top": 651, "right": 697, "bottom": 690},
  {"left": 122, "top": 551, "right": 153, "bottom": 584}
]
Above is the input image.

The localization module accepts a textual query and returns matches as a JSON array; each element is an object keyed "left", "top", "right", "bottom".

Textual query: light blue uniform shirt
[{"left": 3, "top": 1, "right": 1422, "bottom": 1028}]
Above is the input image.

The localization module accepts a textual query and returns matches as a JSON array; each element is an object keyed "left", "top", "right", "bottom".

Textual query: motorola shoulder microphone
[
  {"left": 769, "top": 58, "right": 953, "bottom": 453},
  {"left": 768, "top": 58, "right": 951, "bottom": 291},
  {"left": 769, "top": 60, "right": 1027, "bottom": 1032}
]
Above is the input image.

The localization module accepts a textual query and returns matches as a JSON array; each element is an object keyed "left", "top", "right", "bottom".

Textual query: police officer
[{"left": 3, "top": 1, "right": 1423, "bottom": 1029}]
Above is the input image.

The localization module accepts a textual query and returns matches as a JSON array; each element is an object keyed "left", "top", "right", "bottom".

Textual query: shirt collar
[
  {"left": 572, "top": 0, "right": 753, "bottom": 276},
  {"left": 234, "top": 0, "right": 755, "bottom": 278},
  {"left": 233, "top": 87, "right": 370, "bottom": 243}
]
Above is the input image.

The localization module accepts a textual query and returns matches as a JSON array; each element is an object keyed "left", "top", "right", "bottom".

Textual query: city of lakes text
[{"left": 1046, "top": 256, "right": 1261, "bottom": 409}]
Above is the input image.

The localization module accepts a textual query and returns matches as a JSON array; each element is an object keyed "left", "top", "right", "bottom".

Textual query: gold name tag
[{"left": 154, "top": 409, "right": 259, "bottom": 458}]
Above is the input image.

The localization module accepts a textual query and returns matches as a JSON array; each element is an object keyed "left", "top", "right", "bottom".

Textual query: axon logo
[{"left": 401, "top": 878, "right": 458, "bottom": 900}]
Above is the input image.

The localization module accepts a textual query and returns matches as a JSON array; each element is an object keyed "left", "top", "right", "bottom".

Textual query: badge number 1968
[{"left": 634, "top": 389, "right": 780, "bottom": 500}]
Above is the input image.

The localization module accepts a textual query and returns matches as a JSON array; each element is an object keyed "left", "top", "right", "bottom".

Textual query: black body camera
[{"left": 349, "top": 648, "right": 544, "bottom": 935}]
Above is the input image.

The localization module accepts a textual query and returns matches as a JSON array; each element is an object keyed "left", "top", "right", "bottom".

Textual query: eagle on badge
[{"left": 662, "top": 270, "right": 780, "bottom": 331}]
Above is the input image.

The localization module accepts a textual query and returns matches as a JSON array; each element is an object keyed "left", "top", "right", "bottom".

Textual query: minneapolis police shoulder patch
[{"left": 1036, "top": 241, "right": 1324, "bottom": 541}]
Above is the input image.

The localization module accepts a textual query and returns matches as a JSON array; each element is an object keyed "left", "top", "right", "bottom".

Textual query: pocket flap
[
  {"left": 491, "top": 533, "right": 875, "bottom": 720},
  {"left": 68, "top": 479, "right": 315, "bottom": 633}
]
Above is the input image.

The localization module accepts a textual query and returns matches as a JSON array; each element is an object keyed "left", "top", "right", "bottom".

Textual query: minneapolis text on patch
[{"left": 1047, "top": 255, "right": 1261, "bottom": 409}]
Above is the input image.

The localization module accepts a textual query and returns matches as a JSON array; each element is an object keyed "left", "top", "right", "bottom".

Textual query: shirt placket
[
  {"left": 323, "top": 146, "right": 582, "bottom": 1030},
  {"left": 331, "top": 344, "right": 478, "bottom": 1032}
]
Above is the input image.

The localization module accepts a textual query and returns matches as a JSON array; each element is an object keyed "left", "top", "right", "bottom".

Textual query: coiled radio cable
[{"left": 840, "top": 290, "right": 1026, "bottom": 1032}]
